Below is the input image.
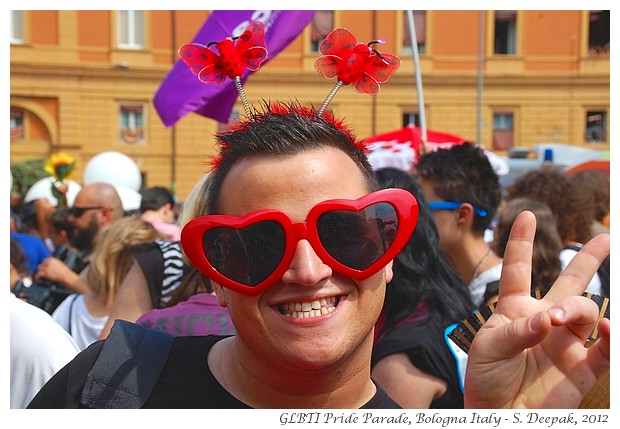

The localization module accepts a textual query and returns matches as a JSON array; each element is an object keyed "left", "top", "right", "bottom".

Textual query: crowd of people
[{"left": 10, "top": 104, "right": 610, "bottom": 410}]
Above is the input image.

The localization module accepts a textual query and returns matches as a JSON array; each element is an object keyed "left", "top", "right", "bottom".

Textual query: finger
[
  {"left": 547, "top": 295, "right": 600, "bottom": 340},
  {"left": 34, "top": 266, "right": 44, "bottom": 279},
  {"left": 586, "top": 318, "right": 610, "bottom": 378},
  {"left": 544, "top": 233, "right": 610, "bottom": 303},
  {"left": 475, "top": 311, "right": 551, "bottom": 360},
  {"left": 497, "top": 211, "right": 536, "bottom": 301}
]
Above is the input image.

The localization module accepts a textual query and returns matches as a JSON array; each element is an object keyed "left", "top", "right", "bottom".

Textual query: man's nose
[{"left": 281, "top": 239, "right": 333, "bottom": 286}]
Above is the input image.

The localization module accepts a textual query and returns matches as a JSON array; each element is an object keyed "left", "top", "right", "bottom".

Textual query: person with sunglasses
[
  {"left": 28, "top": 104, "right": 610, "bottom": 409},
  {"left": 415, "top": 142, "right": 504, "bottom": 308},
  {"left": 34, "top": 182, "right": 124, "bottom": 295}
]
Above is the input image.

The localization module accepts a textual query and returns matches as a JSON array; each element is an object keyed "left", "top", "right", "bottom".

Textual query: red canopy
[{"left": 365, "top": 125, "right": 466, "bottom": 171}]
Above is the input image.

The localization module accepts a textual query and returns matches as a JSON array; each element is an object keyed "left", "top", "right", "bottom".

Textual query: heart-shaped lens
[
  {"left": 203, "top": 220, "right": 286, "bottom": 286},
  {"left": 316, "top": 202, "right": 398, "bottom": 270}
]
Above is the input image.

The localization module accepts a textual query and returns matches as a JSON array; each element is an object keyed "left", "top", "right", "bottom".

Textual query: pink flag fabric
[{"left": 153, "top": 10, "right": 315, "bottom": 126}]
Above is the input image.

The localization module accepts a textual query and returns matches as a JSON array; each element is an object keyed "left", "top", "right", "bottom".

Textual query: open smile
[{"left": 277, "top": 296, "right": 342, "bottom": 318}]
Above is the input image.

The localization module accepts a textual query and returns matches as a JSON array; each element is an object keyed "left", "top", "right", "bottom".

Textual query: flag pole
[
  {"left": 476, "top": 10, "right": 485, "bottom": 147},
  {"left": 406, "top": 10, "right": 428, "bottom": 156}
]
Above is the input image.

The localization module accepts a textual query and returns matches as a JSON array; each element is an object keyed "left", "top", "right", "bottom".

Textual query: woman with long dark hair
[{"left": 372, "top": 167, "right": 475, "bottom": 408}]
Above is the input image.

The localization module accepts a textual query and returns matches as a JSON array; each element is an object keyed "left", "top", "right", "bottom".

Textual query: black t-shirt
[
  {"left": 372, "top": 313, "right": 465, "bottom": 408},
  {"left": 28, "top": 335, "right": 401, "bottom": 409}
]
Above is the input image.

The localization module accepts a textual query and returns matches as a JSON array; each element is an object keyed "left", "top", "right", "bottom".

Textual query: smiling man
[{"left": 28, "top": 104, "right": 610, "bottom": 409}]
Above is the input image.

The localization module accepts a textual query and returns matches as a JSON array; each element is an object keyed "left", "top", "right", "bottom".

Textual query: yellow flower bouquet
[{"left": 44, "top": 152, "right": 75, "bottom": 207}]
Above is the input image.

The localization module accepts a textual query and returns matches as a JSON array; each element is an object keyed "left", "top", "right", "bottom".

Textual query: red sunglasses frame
[{"left": 181, "top": 188, "right": 418, "bottom": 295}]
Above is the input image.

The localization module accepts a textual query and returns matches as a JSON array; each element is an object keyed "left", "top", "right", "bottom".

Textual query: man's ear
[
  {"left": 212, "top": 281, "right": 229, "bottom": 307},
  {"left": 102, "top": 206, "right": 120, "bottom": 224},
  {"left": 456, "top": 204, "right": 475, "bottom": 226},
  {"left": 157, "top": 203, "right": 170, "bottom": 216},
  {"left": 384, "top": 260, "right": 394, "bottom": 284}
]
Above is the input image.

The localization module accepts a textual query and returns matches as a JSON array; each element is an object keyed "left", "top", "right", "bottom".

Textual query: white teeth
[{"left": 281, "top": 296, "right": 338, "bottom": 318}]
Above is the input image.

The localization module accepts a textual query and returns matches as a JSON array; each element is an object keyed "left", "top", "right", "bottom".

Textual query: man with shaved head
[
  {"left": 67, "top": 183, "right": 124, "bottom": 253},
  {"left": 35, "top": 183, "right": 124, "bottom": 294}
]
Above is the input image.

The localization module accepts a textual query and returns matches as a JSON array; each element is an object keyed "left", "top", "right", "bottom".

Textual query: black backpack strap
[{"left": 80, "top": 319, "right": 174, "bottom": 408}]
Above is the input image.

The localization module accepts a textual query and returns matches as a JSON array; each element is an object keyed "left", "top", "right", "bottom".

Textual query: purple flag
[{"left": 153, "top": 10, "right": 315, "bottom": 126}]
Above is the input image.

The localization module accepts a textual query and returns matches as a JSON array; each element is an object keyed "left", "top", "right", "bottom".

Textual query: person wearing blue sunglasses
[{"left": 416, "top": 143, "right": 503, "bottom": 308}]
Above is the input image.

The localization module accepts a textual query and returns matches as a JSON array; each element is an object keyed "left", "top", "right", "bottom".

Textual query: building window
[
  {"left": 494, "top": 11, "right": 516, "bottom": 55},
  {"left": 10, "top": 109, "right": 24, "bottom": 140},
  {"left": 402, "top": 11, "right": 426, "bottom": 55},
  {"left": 10, "top": 10, "right": 24, "bottom": 44},
  {"left": 119, "top": 103, "right": 145, "bottom": 144},
  {"left": 117, "top": 10, "right": 144, "bottom": 49},
  {"left": 492, "top": 112, "right": 513, "bottom": 150},
  {"left": 585, "top": 111, "right": 607, "bottom": 143},
  {"left": 310, "top": 10, "right": 333, "bottom": 52},
  {"left": 402, "top": 112, "right": 421, "bottom": 127},
  {"left": 588, "top": 10, "right": 610, "bottom": 55}
]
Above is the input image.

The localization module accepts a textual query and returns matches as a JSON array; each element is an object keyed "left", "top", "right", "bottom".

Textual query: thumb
[{"left": 475, "top": 311, "right": 551, "bottom": 360}]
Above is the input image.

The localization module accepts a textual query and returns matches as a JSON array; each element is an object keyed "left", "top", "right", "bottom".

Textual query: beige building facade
[{"left": 10, "top": 10, "right": 610, "bottom": 200}]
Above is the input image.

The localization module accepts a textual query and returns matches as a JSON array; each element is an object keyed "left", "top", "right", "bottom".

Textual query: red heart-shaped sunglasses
[{"left": 181, "top": 188, "right": 418, "bottom": 295}]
